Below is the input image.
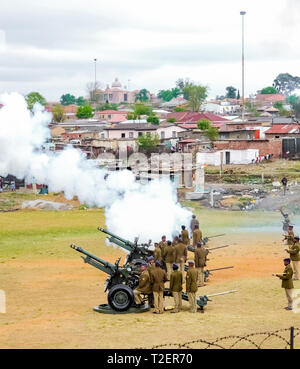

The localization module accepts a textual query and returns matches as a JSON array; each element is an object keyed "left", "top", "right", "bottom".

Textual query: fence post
[{"left": 290, "top": 327, "right": 294, "bottom": 350}]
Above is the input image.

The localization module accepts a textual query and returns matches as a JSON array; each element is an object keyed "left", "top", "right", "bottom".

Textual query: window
[
  {"left": 108, "top": 115, "right": 111, "bottom": 119},
  {"left": 172, "top": 131, "right": 176, "bottom": 138},
  {"left": 100, "top": 133, "right": 105, "bottom": 138},
  {"left": 121, "top": 133, "right": 126, "bottom": 138},
  {"left": 129, "top": 132, "right": 134, "bottom": 138},
  {"left": 275, "top": 136, "right": 280, "bottom": 139},
  {"left": 109, "top": 94, "right": 113, "bottom": 100},
  {"left": 161, "top": 131, "right": 165, "bottom": 139},
  {"left": 138, "top": 132, "right": 143, "bottom": 137},
  {"left": 124, "top": 94, "right": 128, "bottom": 102}
]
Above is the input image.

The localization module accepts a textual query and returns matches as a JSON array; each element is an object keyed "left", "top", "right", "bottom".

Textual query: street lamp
[
  {"left": 94, "top": 58, "right": 97, "bottom": 102},
  {"left": 240, "top": 11, "right": 246, "bottom": 122}
]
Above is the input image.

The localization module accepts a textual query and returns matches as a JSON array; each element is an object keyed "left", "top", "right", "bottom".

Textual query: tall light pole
[
  {"left": 240, "top": 11, "right": 246, "bottom": 122},
  {"left": 94, "top": 58, "right": 97, "bottom": 102}
]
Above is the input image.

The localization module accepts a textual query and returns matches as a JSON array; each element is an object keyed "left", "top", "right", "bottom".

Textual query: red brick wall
[{"left": 213, "top": 140, "right": 282, "bottom": 157}]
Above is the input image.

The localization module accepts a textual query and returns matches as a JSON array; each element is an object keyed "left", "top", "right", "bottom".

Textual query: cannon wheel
[{"left": 108, "top": 284, "right": 134, "bottom": 312}]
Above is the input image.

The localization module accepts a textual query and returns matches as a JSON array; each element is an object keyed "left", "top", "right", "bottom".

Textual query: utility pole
[
  {"left": 94, "top": 58, "right": 97, "bottom": 102},
  {"left": 240, "top": 11, "right": 246, "bottom": 123}
]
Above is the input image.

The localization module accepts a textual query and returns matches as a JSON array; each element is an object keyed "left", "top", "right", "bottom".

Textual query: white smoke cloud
[{"left": 0, "top": 92, "right": 192, "bottom": 243}]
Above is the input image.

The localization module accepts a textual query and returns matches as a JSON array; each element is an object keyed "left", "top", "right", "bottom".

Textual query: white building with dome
[{"left": 95, "top": 78, "right": 140, "bottom": 104}]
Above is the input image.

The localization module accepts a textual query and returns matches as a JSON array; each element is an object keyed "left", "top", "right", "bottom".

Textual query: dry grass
[{"left": 1, "top": 207, "right": 300, "bottom": 348}]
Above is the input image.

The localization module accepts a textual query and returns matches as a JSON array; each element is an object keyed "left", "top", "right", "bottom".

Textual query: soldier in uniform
[
  {"left": 174, "top": 237, "right": 187, "bottom": 277},
  {"left": 286, "top": 236, "right": 300, "bottom": 280},
  {"left": 190, "top": 215, "right": 199, "bottom": 233},
  {"left": 284, "top": 225, "right": 294, "bottom": 246},
  {"left": 194, "top": 242, "right": 209, "bottom": 287},
  {"left": 163, "top": 241, "right": 175, "bottom": 280},
  {"left": 169, "top": 263, "right": 183, "bottom": 313},
  {"left": 186, "top": 261, "right": 198, "bottom": 313},
  {"left": 159, "top": 236, "right": 168, "bottom": 254},
  {"left": 172, "top": 236, "right": 179, "bottom": 247},
  {"left": 193, "top": 225, "right": 202, "bottom": 248},
  {"left": 153, "top": 243, "right": 162, "bottom": 263},
  {"left": 273, "top": 258, "right": 294, "bottom": 310},
  {"left": 280, "top": 207, "right": 290, "bottom": 233},
  {"left": 133, "top": 265, "right": 152, "bottom": 307},
  {"left": 151, "top": 261, "right": 167, "bottom": 314},
  {"left": 181, "top": 225, "right": 190, "bottom": 246}
]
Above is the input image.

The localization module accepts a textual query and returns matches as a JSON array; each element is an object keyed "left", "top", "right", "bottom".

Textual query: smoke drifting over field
[{"left": 0, "top": 93, "right": 191, "bottom": 243}]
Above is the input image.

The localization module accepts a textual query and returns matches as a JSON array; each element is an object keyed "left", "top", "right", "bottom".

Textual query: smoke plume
[{"left": 0, "top": 93, "right": 192, "bottom": 243}]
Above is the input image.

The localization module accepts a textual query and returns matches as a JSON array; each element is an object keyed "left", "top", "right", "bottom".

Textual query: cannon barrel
[
  {"left": 207, "top": 234, "right": 226, "bottom": 239},
  {"left": 207, "top": 266, "right": 234, "bottom": 273},
  {"left": 98, "top": 227, "right": 136, "bottom": 252},
  {"left": 208, "top": 245, "right": 230, "bottom": 252},
  {"left": 206, "top": 290, "right": 237, "bottom": 298},
  {"left": 164, "top": 288, "right": 237, "bottom": 310},
  {"left": 188, "top": 244, "right": 229, "bottom": 253},
  {"left": 70, "top": 243, "right": 117, "bottom": 275}
]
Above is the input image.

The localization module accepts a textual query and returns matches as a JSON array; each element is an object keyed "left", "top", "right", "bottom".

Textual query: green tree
[
  {"left": 147, "top": 114, "right": 159, "bottom": 125},
  {"left": 174, "top": 106, "right": 187, "bottom": 112},
  {"left": 97, "top": 102, "right": 118, "bottom": 111},
  {"left": 175, "top": 78, "right": 192, "bottom": 92},
  {"left": 167, "top": 117, "right": 176, "bottom": 123},
  {"left": 76, "top": 105, "right": 94, "bottom": 119},
  {"left": 137, "top": 133, "right": 160, "bottom": 149},
  {"left": 197, "top": 119, "right": 211, "bottom": 130},
  {"left": 205, "top": 126, "right": 219, "bottom": 141},
  {"left": 225, "top": 86, "right": 237, "bottom": 99},
  {"left": 183, "top": 85, "right": 208, "bottom": 112},
  {"left": 133, "top": 103, "right": 152, "bottom": 118},
  {"left": 237, "top": 90, "right": 241, "bottom": 100},
  {"left": 126, "top": 112, "right": 135, "bottom": 120},
  {"left": 286, "top": 94, "right": 300, "bottom": 106},
  {"left": 52, "top": 105, "right": 66, "bottom": 123},
  {"left": 260, "top": 86, "right": 278, "bottom": 94},
  {"left": 25, "top": 92, "right": 47, "bottom": 111},
  {"left": 273, "top": 73, "right": 300, "bottom": 96},
  {"left": 76, "top": 96, "right": 86, "bottom": 106},
  {"left": 135, "top": 89, "right": 149, "bottom": 102},
  {"left": 158, "top": 90, "right": 173, "bottom": 102},
  {"left": 158, "top": 88, "right": 181, "bottom": 102},
  {"left": 60, "top": 93, "right": 76, "bottom": 106}
]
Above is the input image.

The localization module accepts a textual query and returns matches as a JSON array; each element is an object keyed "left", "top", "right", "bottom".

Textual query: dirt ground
[{"left": 1, "top": 207, "right": 300, "bottom": 349}]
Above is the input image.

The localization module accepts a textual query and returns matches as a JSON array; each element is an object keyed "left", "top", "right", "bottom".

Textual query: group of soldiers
[
  {"left": 133, "top": 215, "right": 210, "bottom": 314},
  {"left": 273, "top": 214, "right": 300, "bottom": 311}
]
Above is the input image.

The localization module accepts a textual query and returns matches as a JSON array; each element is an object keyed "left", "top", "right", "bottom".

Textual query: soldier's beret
[
  {"left": 147, "top": 256, "right": 154, "bottom": 261},
  {"left": 188, "top": 261, "right": 194, "bottom": 265},
  {"left": 172, "top": 263, "right": 179, "bottom": 270},
  {"left": 155, "top": 260, "right": 161, "bottom": 267},
  {"left": 294, "top": 236, "right": 300, "bottom": 240},
  {"left": 197, "top": 242, "right": 202, "bottom": 247}
]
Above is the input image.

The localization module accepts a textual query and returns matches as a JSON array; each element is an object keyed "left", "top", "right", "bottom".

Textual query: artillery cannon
[
  {"left": 164, "top": 289, "right": 237, "bottom": 312},
  {"left": 184, "top": 265, "right": 234, "bottom": 282},
  {"left": 98, "top": 227, "right": 153, "bottom": 265},
  {"left": 71, "top": 243, "right": 143, "bottom": 312}
]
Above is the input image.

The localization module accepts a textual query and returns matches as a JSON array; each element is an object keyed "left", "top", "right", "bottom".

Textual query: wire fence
[{"left": 141, "top": 327, "right": 300, "bottom": 349}]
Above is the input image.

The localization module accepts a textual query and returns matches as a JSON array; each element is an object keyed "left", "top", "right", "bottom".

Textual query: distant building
[{"left": 95, "top": 78, "right": 139, "bottom": 104}]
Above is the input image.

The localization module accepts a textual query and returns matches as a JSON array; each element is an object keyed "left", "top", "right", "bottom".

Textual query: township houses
[
  {"left": 45, "top": 104, "right": 77, "bottom": 120},
  {"left": 102, "top": 123, "right": 187, "bottom": 140},
  {"left": 95, "top": 110, "right": 128, "bottom": 123}
]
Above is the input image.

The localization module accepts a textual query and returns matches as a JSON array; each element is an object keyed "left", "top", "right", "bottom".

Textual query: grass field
[{"left": 1, "top": 205, "right": 300, "bottom": 348}]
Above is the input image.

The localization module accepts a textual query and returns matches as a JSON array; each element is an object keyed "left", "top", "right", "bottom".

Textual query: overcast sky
[{"left": 0, "top": 0, "right": 299, "bottom": 101}]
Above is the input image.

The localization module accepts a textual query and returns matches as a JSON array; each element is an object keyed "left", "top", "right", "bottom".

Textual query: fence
[{"left": 142, "top": 327, "right": 300, "bottom": 349}]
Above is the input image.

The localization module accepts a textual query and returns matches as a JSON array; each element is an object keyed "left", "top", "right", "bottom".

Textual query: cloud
[{"left": 0, "top": 0, "right": 299, "bottom": 100}]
